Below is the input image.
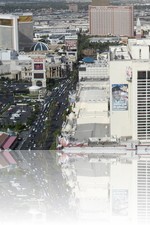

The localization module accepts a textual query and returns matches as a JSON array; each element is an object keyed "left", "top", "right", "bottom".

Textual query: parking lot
[
  {"left": 1, "top": 104, "right": 33, "bottom": 127},
  {"left": 0, "top": 79, "right": 41, "bottom": 132},
  {"left": 0, "top": 80, "right": 32, "bottom": 113}
]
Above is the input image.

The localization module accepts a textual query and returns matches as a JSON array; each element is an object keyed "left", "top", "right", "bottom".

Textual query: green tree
[{"left": 15, "top": 122, "right": 26, "bottom": 132}]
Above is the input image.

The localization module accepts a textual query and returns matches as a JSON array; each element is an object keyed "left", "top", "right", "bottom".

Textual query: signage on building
[
  {"left": 34, "top": 63, "right": 43, "bottom": 70},
  {"left": 33, "top": 58, "right": 44, "bottom": 62},
  {"left": 112, "top": 84, "right": 128, "bottom": 111},
  {"left": 126, "top": 66, "right": 132, "bottom": 81}
]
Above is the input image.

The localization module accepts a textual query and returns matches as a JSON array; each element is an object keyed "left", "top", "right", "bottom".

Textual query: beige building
[
  {"left": 60, "top": 53, "right": 110, "bottom": 146},
  {"left": 89, "top": 5, "right": 134, "bottom": 36},
  {"left": 20, "top": 61, "right": 32, "bottom": 81},
  {"left": 0, "top": 49, "right": 69, "bottom": 82},
  {"left": 46, "top": 64, "right": 62, "bottom": 79}
]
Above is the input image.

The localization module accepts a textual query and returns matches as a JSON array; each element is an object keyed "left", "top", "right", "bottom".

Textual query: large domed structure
[{"left": 30, "top": 42, "right": 49, "bottom": 51}]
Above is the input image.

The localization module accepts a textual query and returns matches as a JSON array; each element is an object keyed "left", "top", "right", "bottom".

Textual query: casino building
[
  {"left": 0, "top": 13, "right": 33, "bottom": 52},
  {"left": 18, "top": 13, "right": 33, "bottom": 51},
  {"left": 89, "top": 0, "right": 134, "bottom": 36},
  {"left": 109, "top": 38, "right": 150, "bottom": 143},
  {"left": 0, "top": 14, "right": 19, "bottom": 51},
  {"left": 31, "top": 55, "right": 46, "bottom": 88}
]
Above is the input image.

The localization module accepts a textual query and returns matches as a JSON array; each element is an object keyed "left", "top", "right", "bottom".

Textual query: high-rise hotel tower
[
  {"left": 0, "top": 13, "right": 33, "bottom": 52},
  {"left": 89, "top": 0, "right": 134, "bottom": 37},
  {"left": 0, "top": 14, "right": 19, "bottom": 51}
]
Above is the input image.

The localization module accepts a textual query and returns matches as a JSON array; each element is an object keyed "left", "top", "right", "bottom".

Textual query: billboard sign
[
  {"left": 34, "top": 63, "right": 43, "bottom": 70},
  {"left": 112, "top": 84, "right": 128, "bottom": 111}
]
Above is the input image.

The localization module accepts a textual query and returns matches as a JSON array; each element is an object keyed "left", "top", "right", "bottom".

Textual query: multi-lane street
[
  {"left": 0, "top": 77, "right": 77, "bottom": 224},
  {"left": 20, "top": 77, "right": 75, "bottom": 150}
]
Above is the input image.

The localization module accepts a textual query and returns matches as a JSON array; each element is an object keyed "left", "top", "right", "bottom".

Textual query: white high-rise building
[
  {"left": 109, "top": 38, "right": 150, "bottom": 143},
  {"left": 0, "top": 13, "right": 33, "bottom": 52},
  {"left": 0, "top": 14, "right": 19, "bottom": 51}
]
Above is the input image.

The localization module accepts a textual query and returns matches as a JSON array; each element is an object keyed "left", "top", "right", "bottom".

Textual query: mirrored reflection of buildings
[{"left": 57, "top": 149, "right": 150, "bottom": 225}]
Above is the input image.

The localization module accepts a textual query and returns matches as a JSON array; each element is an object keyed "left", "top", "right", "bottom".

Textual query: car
[{"left": 18, "top": 137, "right": 22, "bottom": 141}]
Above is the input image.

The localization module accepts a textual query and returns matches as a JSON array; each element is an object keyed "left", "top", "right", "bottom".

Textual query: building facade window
[{"left": 137, "top": 71, "right": 150, "bottom": 140}]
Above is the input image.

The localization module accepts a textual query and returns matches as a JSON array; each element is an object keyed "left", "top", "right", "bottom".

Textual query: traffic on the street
[{"left": 19, "top": 77, "right": 75, "bottom": 150}]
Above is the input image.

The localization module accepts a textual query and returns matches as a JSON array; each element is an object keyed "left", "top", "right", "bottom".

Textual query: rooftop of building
[
  {"left": 89, "top": 36, "right": 120, "bottom": 43},
  {"left": 74, "top": 123, "right": 110, "bottom": 142},
  {"left": 79, "top": 51, "right": 108, "bottom": 64},
  {"left": 0, "top": 13, "right": 19, "bottom": 19},
  {"left": 59, "top": 74, "right": 110, "bottom": 148},
  {"left": 110, "top": 38, "right": 150, "bottom": 61},
  {"left": 82, "top": 57, "right": 95, "bottom": 63},
  {"left": 110, "top": 45, "right": 131, "bottom": 61},
  {"left": 30, "top": 42, "right": 49, "bottom": 51},
  {"left": 79, "top": 86, "right": 107, "bottom": 102}
]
